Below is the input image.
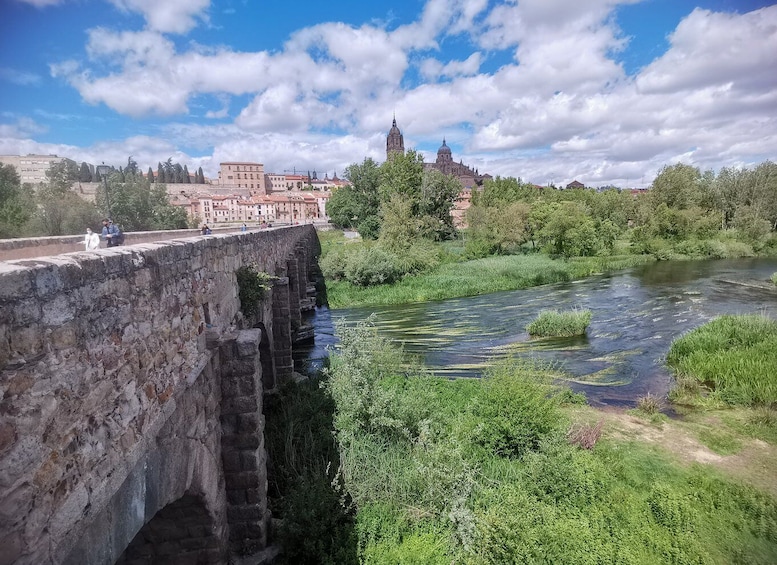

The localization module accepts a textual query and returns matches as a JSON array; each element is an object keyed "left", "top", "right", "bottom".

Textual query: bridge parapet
[{"left": 0, "top": 225, "right": 321, "bottom": 564}]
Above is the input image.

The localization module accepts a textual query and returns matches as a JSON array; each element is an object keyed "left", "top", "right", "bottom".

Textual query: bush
[
  {"left": 344, "top": 247, "right": 402, "bottom": 286},
  {"left": 469, "top": 360, "right": 565, "bottom": 458},
  {"left": 526, "top": 309, "right": 592, "bottom": 337},
  {"left": 771, "top": 272, "right": 777, "bottom": 286}
]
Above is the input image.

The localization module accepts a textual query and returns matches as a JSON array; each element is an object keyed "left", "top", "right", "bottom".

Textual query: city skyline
[{"left": 1, "top": 0, "right": 776, "bottom": 187}]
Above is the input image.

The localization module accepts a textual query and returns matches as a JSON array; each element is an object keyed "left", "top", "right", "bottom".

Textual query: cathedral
[{"left": 386, "top": 117, "right": 490, "bottom": 189}]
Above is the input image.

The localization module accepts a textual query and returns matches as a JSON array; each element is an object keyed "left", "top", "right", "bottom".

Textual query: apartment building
[
  {"left": 0, "top": 154, "right": 75, "bottom": 184},
  {"left": 217, "top": 162, "right": 266, "bottom": 196}
]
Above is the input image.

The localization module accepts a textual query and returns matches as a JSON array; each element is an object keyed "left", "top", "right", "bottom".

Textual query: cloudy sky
[{"left": 1, "top": 0, "right": 775, "bottom": 187}]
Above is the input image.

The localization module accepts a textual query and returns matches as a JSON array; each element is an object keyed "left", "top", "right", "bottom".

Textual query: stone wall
[{"left": 0, "top": 225, "right": 321, "bottom": 564}]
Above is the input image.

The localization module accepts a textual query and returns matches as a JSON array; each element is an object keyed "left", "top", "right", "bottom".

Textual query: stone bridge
[{"left": 0, "top": 226, "right": 324, "bottom": 564}]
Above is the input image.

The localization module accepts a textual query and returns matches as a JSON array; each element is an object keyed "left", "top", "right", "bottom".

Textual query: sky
[{"left": 1, "top": 0, "right": 776, "bottom": 187}]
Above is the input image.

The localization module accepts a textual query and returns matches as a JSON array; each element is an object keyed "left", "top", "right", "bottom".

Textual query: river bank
[{"left": 325, "top": 252, "right": 654, "bottom": 308}]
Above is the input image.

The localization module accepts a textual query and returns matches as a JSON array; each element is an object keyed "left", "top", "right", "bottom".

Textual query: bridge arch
[{"left": 116, "top": 493, "right": 222, "bottom": 565}]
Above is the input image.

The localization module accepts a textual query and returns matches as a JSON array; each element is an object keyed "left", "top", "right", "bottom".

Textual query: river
[{"left": 296, "top": 258, "right": 777, "bottom": 408}]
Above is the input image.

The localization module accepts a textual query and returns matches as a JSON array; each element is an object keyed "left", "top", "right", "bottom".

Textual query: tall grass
[
  {"left": 326, "top": 254, "right": 653, "bottom": 308},
  {"left": 319, "top": 318, "right": 777, "bottom": 563},
  {"left": 526, "top": 308, "right": 592, "bottom": 337},
  {"left": 667, "top": 314, "right": 777, "bottom": 406}
]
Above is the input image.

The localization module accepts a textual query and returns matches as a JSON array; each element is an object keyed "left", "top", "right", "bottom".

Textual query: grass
[
  {"left": 526, "top": 308, "right": 592, "bottom": 337},
  {"left": 325, "top": 253, "right": 653, "bottom": 308},
  {"left": 315, "top": 318, "right": 777, "bottom": 564},
  {"left": 771, "top": 272, "right": 777, "bottom": 285},
  {"left": 667, "top": 314, "right": 777, "bottom": 407}
]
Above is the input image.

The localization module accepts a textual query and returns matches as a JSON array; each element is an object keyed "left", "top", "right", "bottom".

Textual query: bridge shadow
[
  {"left": 116, "top": 494, "right": 224, "bottom": 565},
  {"left": 263, "top": 369, "right": 358, "bottom": 564}
]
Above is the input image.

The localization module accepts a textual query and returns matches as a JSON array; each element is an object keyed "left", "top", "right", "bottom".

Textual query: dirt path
[{"left": 593, "top": 408, "right": 777, "bottom": 497}]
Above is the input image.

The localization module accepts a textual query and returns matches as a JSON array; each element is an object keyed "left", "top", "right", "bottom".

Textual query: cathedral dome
[{"left": 438, "top": 138, "right": 452, "bottom": 155}]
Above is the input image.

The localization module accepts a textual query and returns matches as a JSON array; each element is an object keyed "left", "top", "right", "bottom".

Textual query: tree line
[
  {"left": 466, "top": 161, "right": 777, "bottom": 259},
  {"left": 0, "top": 156, "right": 192, "bottom": 238},
  {"left": 75, "top": 157, "right": 206, "bottom": 184}
]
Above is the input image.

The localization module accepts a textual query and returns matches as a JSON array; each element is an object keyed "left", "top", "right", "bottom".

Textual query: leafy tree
[
  {"left": 417, "top": 169, "right": 460, "bottom": 241},
  {"left": 173, "top": 163, "right": 184, "bottom": 183},
  {"left": 157, "top": 162, "right": 166, "bottom": 183},
  {"left": 378, "top": 149, "right": 425, "bottom": 204},
  {"left": 0, "top": 165, "right": 34, "bottom": 237},
  {"left": 29, "top": 161, "right": 100, "bottom": 236},
  {"left": 96, "top": 171, "right": 187, "bottom": 231},
  {"left": 183, "top": 165, "right": 191, "bottom": 184},
  {"left": 650, "top": 163, "right": 706, "bottom": 210},
  {"left": 328, "top": 158, "right": 382, "bottom": 235},
  {"left": 147, "top": 167, "right": 155, "bottom": 183},
  {"left": 197, "top": 166, "right": 205, "bottom": 184}
]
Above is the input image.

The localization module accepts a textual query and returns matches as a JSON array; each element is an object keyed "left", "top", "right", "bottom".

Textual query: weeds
[
  {"left": 636, "top": 392, "right": 664, "bottom": 415},
  {"left": 567, "top": 420, "right": 604, "bottom": 450}
]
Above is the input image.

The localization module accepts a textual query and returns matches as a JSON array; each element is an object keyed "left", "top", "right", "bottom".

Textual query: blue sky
[{"left": 1, "top": 0, "right": 775, "bottom": 186}]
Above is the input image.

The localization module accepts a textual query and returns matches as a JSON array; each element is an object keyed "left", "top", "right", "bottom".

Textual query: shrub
[
  {"left": 469, "top": 360, "right": 565, "bottom": 458},
  {"left": 526, "top": 308, "right": 592, "bottom": 337},
  {"left": 344, "top": 246, "right": 402, "bottom": 286},
  {"left": 236, "top": 264, "right": 274, "bottom": 317},
  {"left": 771, "top": 272, "right": 777, "bottom": 286}
]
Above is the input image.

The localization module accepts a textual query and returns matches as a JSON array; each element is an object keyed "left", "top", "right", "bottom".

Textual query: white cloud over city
[{"left": 5, "top": 0, "right": 777, "bottom": 186}]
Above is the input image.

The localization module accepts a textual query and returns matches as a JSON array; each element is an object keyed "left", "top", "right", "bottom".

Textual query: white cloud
[
  {"left": 19, "top": 0, "right": 777, "bottom": 187},
  {"left": 0, "top": 67, "right": 42, "bottom": 86},
  {"left": 107, "top": 0, "right": 210, "bottom": 34},
  {"left": 636, "top": 6, "right": 777, "bottom": 94}
]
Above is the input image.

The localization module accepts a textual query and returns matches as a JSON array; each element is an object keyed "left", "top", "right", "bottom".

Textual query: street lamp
[{"left": 96, "top": 164, "right": 112, "bottom": 218}]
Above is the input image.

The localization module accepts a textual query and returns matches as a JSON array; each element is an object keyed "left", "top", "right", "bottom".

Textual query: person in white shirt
[{"left": 84, "top": 228, "right": 100, "bottom": 250}]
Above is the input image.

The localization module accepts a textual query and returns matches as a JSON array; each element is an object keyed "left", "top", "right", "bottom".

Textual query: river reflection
[{"left": 296, "top": 258, "right": 777, "bottom": 408}]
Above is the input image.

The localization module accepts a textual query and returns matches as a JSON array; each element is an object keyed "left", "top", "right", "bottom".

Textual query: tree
[
  {"left": 157, "top": 162, "right": 166, "bottom": 183},
  {"left": 31, "top": 161, "right": 100, "bottom": 236},
  {"left": 96, "top": 167, "right": 188, "bottom": 231},
  {"left": 78, "top": 162, "right": 92, "bottom": 182},
  {"left": 148, "top": 167, "right": 155, "bottom": 183},
  {"left": 417, "top": 169, "right": 459, "bottom": 240},
  {"left": 0, "top": 164, "right": 34, "bottom": 237},
  {"left": 183, "top": 165, "right": 191, "bottom": 184},
  {"left": 197, "top": 166, "right": 205, "bottom": 184},
  {"left": 328, "top": 158, "right": 382, "bottom": 236},
  {"left": 174, "top": 163, "right": 184, "bottom": 183},
  {"left": 650, "top": 164, "right": 705, "bottom": 210}
]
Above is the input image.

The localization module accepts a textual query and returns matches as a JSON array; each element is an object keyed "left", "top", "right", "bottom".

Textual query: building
[
  {"left": 217, "top": 162, "right": 266, "bottom": 196},
  {"left": 0, "top": 154, "right": 76, "bottom": 185},
  {"left": 565, "top": 180, "right": 585, "bottom": 189},
  {"left": 386, "top": 119, "right": 491, "bottom": 190},
  {"left": 386, "top": 118, "right": 492, "bottom": 226},
  {"left": 386, "top": 116, "right": 405, "bottom": 157}
]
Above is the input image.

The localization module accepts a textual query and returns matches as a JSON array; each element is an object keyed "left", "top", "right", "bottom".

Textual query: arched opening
[{"left": 115, "top": 494, "right": 224, "bottom": 565}]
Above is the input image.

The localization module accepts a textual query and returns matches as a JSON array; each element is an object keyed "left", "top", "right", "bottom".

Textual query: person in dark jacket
[{"left": 101, "top": 219, "right": 121, "bottom": 247}]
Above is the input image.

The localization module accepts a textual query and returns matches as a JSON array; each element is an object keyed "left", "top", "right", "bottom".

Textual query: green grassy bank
[
  {"left": 668, "top": 314, "right": 777, "bottom": 407},
  {"left": 325, "top": 253, "right": 652, "bottom": 308},
  {"left": 299, "top": 319, "right": 777, "bottom": 564}
]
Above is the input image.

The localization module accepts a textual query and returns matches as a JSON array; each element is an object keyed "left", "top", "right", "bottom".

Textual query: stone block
[
  {"left": 221, "top": 396, "right": 258, "bottom": 416},
  {"left": 227, "top": 504, "right": 264, "bottom": 522},
  {"left": 236, "top": 329, "right": 261, "bottom": 357},
  {"left": 0, "top": 265, "right": 34, "bottom": 301}
]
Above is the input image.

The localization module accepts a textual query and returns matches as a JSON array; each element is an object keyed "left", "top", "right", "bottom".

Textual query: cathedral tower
[{"left": 386, "top": 116, "right": 404, "bottom": 159}]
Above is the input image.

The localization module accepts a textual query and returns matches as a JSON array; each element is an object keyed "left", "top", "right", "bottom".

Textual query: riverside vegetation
[
  {"left": 265, "top": 319, "right": 777, "bottom": 563},
  {"left": 271, "top": 158, "right": 777, "bottom": 561},
  {"left": 322, "top": 160, "right": 777, "bottom": 308},
  {"left": 526, "top": 309, "right": 593, "bottom": 337}
]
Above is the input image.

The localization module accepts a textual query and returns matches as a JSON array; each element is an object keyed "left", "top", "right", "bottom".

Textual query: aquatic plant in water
[{"left": 526, "top": 308, "right": 592, "bottom": 337}]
